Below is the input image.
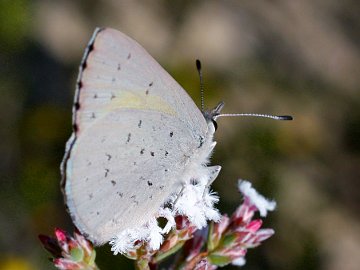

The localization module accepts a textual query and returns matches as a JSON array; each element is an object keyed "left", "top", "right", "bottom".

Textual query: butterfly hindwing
[{"left": 65, "top": 109, "right": 200, "bottom": 243}]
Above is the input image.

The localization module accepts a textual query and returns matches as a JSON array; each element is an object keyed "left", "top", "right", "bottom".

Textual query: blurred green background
[{"left": 1, "top": 0, "right": 360, "bottom": 269}]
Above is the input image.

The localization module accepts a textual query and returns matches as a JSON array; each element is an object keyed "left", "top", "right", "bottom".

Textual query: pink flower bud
[
  {"left": 53, "top": 258, "right": 82, "bottom": 270},
  {"left": 40, "top": 228, "right": 97, "bottom": 270},
  {"left": 194, "top": 259, "right": 215, "bottom": 270},
  {"left": 55, "top": 228, "right": 68, "bottom": 242},
  {"left": 245, "top": 219, "right": 262, "bottom": 232}
]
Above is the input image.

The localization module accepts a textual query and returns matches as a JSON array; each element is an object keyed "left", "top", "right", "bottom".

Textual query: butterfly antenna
[
  {"left": 215, "top": 113, "right": 293, "bottom": 121},
  {"left": 196, "top": 59, "right": 205, "bottom": 111}
]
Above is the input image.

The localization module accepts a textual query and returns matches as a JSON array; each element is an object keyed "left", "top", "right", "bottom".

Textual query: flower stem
[{"left": 135, "top": 259, "right": 151, "bottom": 270}]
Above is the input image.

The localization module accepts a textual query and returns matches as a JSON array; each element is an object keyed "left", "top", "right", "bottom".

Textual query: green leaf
[
  {"left": 87, "top": 250, "right": 96, "bottom": 265},
  {"left": 208, "top": 254, "right": 232, "bottom": 267},
  {"left": 220, "top": 233, "right": 236, "bottom": 248},
  {"left": 70, "top": 247, "right": 84, "bottom": 262},
  {"left": 153, "top": 241, "right": 186, "bottom": 263},
  {"left": 207, "top": 222, "right": 216, "bottom": 251}
]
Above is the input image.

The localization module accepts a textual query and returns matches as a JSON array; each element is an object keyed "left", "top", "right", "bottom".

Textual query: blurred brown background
[{"left": 1, "top": 0, "right": 360, "bottom": 269}]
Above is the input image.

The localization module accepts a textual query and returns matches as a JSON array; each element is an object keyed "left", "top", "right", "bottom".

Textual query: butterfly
[{"left": 61, "top": 28, "right": 292, "bottom": 246}]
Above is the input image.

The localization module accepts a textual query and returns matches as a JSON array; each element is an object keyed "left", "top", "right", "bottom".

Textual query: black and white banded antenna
[
  {"left": 196, "top": 59, "right": 293, "bottom": 122},
  {"left": 196, "top": 59, "right": 205, "bottom": 112},
  {"left": 214, "top": 113, "right": 293, "bottom": 121}
]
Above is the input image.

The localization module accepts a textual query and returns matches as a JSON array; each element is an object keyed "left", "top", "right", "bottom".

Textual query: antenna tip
[
  {"left": 196, "top": 59, "right": 201, "bottom": 71},
  {"left": 278, "top": 115, "right": 293, "bottom": 120}
]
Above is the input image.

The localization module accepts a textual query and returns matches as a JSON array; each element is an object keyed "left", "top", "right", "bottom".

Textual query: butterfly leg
[
  {"left": 172, "top": 185, "right": 186, "bottom": 207},
  {"left": 203, "top": 165, "right": 221, "bottom": 197}
]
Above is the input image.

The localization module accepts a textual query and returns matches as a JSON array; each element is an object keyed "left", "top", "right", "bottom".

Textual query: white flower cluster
[{"left": 110, "top": 182, "right": 220, "bottom": 255}]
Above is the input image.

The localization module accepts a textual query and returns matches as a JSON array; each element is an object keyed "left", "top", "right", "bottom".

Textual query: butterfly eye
[{"left": 212, "top": 120, "right": 218, "bottom": 131}]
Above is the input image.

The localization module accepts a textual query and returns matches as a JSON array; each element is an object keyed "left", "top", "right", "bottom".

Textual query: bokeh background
[{"left": 1, "top": 0, "right": 360, "bottom": 269}]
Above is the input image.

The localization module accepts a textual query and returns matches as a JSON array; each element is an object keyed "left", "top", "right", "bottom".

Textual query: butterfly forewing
[
  {"left": 63, "top": 28, "right": 208, "bottom": 244},
  {"left": 74, "top": 28, "right": 207, "bottom": 135}
]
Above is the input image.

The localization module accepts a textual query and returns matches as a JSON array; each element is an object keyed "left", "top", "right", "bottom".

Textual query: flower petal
[{"left": 238, "top": 180, "right": 276, "bottom": 217}]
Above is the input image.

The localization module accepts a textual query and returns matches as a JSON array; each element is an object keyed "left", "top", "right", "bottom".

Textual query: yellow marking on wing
[{"left": 106, "top": 91, "right": 177, "bottom": 116}]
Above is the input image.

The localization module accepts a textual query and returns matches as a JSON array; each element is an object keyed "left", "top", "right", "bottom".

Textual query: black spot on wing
[
  {"left": 147, "top": 181, "right": 153, "bottom": 186},
  {"left": 140, "top": 148, "right": 145, "bottom": 154},
  {"left": 111, "top": 180, "right": 116, "bottom": 186},
  {"left": 131, "top": 195, "right": 139, "bottom": 205},
  {"left": 150, "top": 151, "right": 154, "bottom": 157},
  {"left": 81, "top": 61, "right": 87, "bottom": 70},
  {"left": 105, "top": 169, "right": 109, "bottom": 177},
  {"left": 170, "top": 131, "right": 174, "bottom": 137},
  {"left": 138, "top": 120, "right": 142, "bottom": 128},
  {"left": 190, "top": 179, "right": 198, "bottom": 185},
  {"left": 126, "top": 133, "right": 131, "bottom": 143},
  {"left": 88, "top": 43, "right": 94, "bottom": 52},
  {"left": 198, "top": 136, "right": 205, "bottom": 148},
  {"left": 145, "top": 82, "right": 153, "bottom": 95}
]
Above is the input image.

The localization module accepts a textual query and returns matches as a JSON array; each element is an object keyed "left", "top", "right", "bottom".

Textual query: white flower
[
  {"left": 109, "top": 181, "right": 221, "bottom": 255},
  {"left": 174, "top": 184, "right": 220, "bottom": 228},
  {"left": 110, "top": 229, "right": 138, "bottom": 255},
  {"left": 232, "top": 257, "right": 246, "bottom": 266},
  {"left": 110, "top": 217, "right": 165, "bottom": 254},
  {"left": 238, "top": 180, "right": 276, "bottom": 217},
  {"left": 146, "top": 218, "right": 164, "bottom": 250}
]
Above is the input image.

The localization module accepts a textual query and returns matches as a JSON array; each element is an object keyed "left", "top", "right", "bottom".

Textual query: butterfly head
[{"left": 202, "top": 101, "right": 225, "bottom": 131}]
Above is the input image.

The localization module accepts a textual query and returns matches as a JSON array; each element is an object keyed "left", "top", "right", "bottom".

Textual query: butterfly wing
[
  {"left": 62, "top": 28, "right": 208, "bottom": 244},
  {"left": 73, "top": 28, "right": 207, "bottom": 136},
  {"left": 66, "top": 109, "right": 200, "bottom": 244}
]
